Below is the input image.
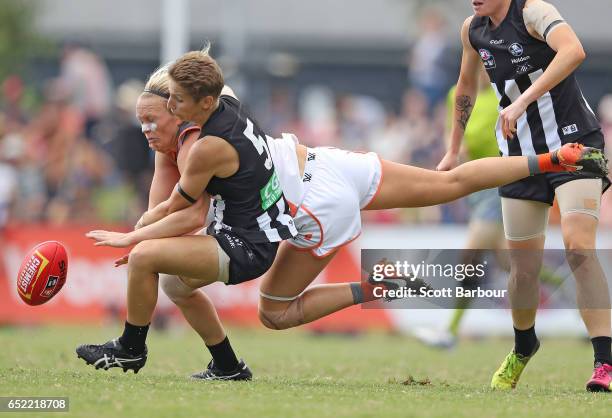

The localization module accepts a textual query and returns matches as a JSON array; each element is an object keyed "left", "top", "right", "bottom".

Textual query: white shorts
[{"left": 286, "top": 147, "right": 383, "bottom": 257}]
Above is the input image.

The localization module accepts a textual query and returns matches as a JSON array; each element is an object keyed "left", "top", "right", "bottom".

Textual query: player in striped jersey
[
  {"left": 77, "top": 49, "right": 298, "bottom": 378},
  {"left": 83, "top": 52, "right": 606, "bottom": 381},
  {"left": 439, "top": 0, "right": 612, "bottom": 391}
]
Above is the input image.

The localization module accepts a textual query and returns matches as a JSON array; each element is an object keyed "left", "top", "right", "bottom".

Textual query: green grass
[{"left": 0, "top": 325, "right": 610, "bottom": 418}]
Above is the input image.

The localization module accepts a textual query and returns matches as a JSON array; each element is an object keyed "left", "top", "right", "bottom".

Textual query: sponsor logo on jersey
[
  {"left": 515, "top": 63, "right": 534, "bottom": 75},
  {"left": 511, "top": 55, "right": 530, "bottom": 64},
  {"left": 223, "top": 233, "right": 244, "bottom": 249},
  {"left": 260, "top": 171, "right": 282, "bottom": 210},
  {"left": 562, "top": 124, "right": 579, "bottom": 136},
  {"left": 508, "top": 43, "right": 524, "bottom": 57},
  {"left": 490, "top": 39, "right": 504, "bottom": 45},
  {"left": 479, "top": 49, "right": 496, "bottom": 69}
]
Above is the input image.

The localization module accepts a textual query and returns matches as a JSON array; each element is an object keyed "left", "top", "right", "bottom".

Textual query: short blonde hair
[{"left": 168, "top": 46, "right": 224, "bottom": 101}]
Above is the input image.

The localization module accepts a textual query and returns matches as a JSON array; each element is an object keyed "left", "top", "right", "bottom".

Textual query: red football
[{"left": 16, "top": 241, "right": 68, "bottom": 306}]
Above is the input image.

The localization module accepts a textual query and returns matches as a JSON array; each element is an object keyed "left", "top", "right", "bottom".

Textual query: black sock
[
  {"left": 119, "top": 321, "right": 149, "bottom": 355},
  {"left": 350, "top": 283, "right": 364, "bottom": 304},
  {"left": 514, "top": 325, "right": 538, "bottom": 357},
  {"left": 591, "top": 336, "right": 612, "bottom": 366},
  {"left": 206, "top": 337, "right": 239, "bottom": 372}
]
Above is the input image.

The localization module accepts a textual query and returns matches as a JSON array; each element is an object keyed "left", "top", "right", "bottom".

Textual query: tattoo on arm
[{"left": 456, "top": 95, "right": 474, "bottom": 131}]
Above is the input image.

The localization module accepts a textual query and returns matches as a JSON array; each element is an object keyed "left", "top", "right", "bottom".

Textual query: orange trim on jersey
[
  {"left": 286, "top": 198, "right": 299, "bottom": 217},
  {"left": 175, "top": 125, "right": 201, "bottom": 163},
  {"left": 362, "top": 154, "right": 384, "bottom": 210},
  {"left": 287, "top": 204, "right": 324, "bottom": 251},
  {"left": 178, "top": 126, "right": 201, "bottom": 144}
]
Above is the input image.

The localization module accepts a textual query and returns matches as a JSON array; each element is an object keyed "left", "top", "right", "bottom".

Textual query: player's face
[
  {"left": 471, "top": 0, "right": 505, "bottom": 17},
  {"left": 168, "top": 79, "right": 201, "bottom": 123},
  {"left": 136, "top": 95, "right": 180, "bottom": 154}
]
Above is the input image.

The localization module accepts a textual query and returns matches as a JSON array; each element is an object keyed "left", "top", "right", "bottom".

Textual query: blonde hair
[
  {"left": 168, "top": 44, "right": 223, "bottom": 101},
  {"left": 142, "top": 64, "right": 171, "bottom": 99}
]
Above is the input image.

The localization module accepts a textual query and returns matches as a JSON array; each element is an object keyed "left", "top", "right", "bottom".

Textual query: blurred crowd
[
  {"left": 0, "top": 44, "right": 152, "bottom": 229},
  {"left": 1, "top": 37, "right": 612, "bottom": 230}
]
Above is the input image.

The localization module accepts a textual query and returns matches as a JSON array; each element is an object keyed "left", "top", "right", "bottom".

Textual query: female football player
[
  {"left": 77, "top": 49, "right": 299, "bottom": 379},
  {"left": 85, "top": 50, "right": 608, "bottom": 382},
  {"left": 437, "top": 0, "right": 612, "bottom": 391}
]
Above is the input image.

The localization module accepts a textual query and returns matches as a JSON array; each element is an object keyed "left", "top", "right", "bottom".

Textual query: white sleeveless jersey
[{"left": 266, "top": 134, "right": 305, "bottom": 206}]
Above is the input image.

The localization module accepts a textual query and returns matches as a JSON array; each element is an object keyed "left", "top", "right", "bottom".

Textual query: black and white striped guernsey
[
  {"left": 199, "top": 95, "right": 297, "bottom": 243},
  {"left": 469, "top": 0, "right": 600, "bottom": 157}
]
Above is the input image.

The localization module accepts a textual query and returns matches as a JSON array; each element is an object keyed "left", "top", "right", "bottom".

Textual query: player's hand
[
  {"left": 86, "top": 230, "right": 135, "bottom": 248},
  {"left": 437, "top": 150, "right": 459, "bottom": 171},
  {"left": 500, "top": 99, "right": 528, "bottom": 140},
  {"left": 114, "top": 254, "right": 129, "bottom": 267}
]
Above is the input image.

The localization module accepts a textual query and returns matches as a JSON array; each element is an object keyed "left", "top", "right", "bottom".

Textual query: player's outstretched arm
[
  {"left": 500, "top": 0, "right": 585, "bottom": 139},
  {"left": 438, "top": 16, "right": 482, "bottom": 171},
  {"left": 86, "top": 196, "right": 209, "bottom": 248}
]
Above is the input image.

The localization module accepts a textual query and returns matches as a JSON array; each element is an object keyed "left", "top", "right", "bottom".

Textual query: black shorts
[
  {"left": 208, "top": 226, "right": 279, "bottom": 285},
  {"left": 499, "top": 130, "right": 611, "bottom": 204}
]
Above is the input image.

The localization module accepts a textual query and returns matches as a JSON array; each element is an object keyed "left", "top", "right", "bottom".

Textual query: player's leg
[
  {"left": 125, "top": 235, "right": 220, "bottom": 326},
  {"left": 160, "top": 275, "right": 226, "bottom": 345},
  {"left": 449, "top": 219, "right": 504, "bottom": 333},
  {"left": 365, "top": 143, "right": 608, "bottom": 210},
  {"left": 160, "top": 274, "right": 252, "bottom": 380},
  {"left": 491, "top": 197, "right": 549, "bottom": 390},
  {"left": 365, "top": 157, "right": 529, "bottom": 210},
  {"left": 161, "top": 273, "right": 253, "bottom": 379},
  {"left": 450, "top": 192, "right": 504, "bottom": 337},
  {"left": 258, "top": 244, "right": 340, "bottom": 330},
  {"left": 258, "top": 243, "right": 396, "bottom": 330},
  {"left": 414, "top": 193, "right": 504, "bottom": 349},
  {"left": 556, "top": 178, "right": 612, "bottom": 391},
  {"left": 77, "top": 235, "right": 223, "bottom": 373}
]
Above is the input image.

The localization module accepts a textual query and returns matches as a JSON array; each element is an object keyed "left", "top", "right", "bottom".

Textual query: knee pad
[
  {"left": 258, "top": 296, "right": 305, "bottom": 330},
  {"left": 160, "top": 274, "right": 197, "bottom": 303}
]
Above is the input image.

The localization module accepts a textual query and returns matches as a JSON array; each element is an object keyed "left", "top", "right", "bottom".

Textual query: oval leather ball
[{"left": 16, "top": 241, "right": 68, "bottom": 306}]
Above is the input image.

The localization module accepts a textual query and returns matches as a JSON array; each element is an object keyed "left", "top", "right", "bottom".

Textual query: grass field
[{"left": 1, "top": 324, "right": 610, "bottom": 418}]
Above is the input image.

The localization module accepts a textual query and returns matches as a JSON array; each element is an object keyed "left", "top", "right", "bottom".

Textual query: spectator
[
  {"left": 60, "top": 42, "right": 113, "bottom": 138},
  {"left": 95, "top": 79, "right": 152, "bottom": 210},
  {"left": 408, "top": 8, "right": 453, "bottom": 112}
]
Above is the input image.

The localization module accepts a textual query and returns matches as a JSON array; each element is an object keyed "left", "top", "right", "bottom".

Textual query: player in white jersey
[
  {"left": 86, "top": 64, "right": 608, "bottom": 380},
  {"left": 256, "top": 133, "right": 603, "bottom": 332}
]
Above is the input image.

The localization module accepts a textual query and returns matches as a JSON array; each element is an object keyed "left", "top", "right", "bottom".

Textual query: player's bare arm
[
  {"left": 89, "top": 129, "right": 208, "bottom": 251},
  {"left": 147, "top": 152, "right": 180, "bottom": 210},
  {"left": 87, "top": 195, "right": 209, "bottom": 248},
  {"left": 500, "top": 0, "right": 586, "bottom": 139},
  {"left": 135, "top": 130, "right": 200, "bottom": 229},
  {"left": 141, "top": 135, "right": 238, "bottom": 226},
  {"left": 437, "top": 16, "right": 482, "bottom": 171}
]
